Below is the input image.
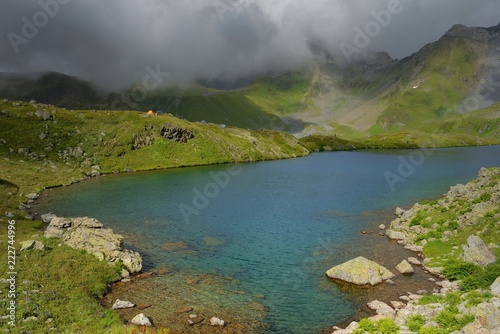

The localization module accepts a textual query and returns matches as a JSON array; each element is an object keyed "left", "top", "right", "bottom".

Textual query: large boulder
[
  {"left": 326, "top": 257, "right": 396, "bottom": 286},
  {"left": 44, "top": 217, "right": 142, "bottom": 273},
  {"left": 491, "top": 277, "right": 500, "bottom": 297},
  {"left": 461, "top": 235, "right": 496, "bottom": 267}
]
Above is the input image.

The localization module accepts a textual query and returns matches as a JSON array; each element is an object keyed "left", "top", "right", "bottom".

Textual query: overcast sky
[{"left": 1, "top": 0, "right": 499, "bottom": 91}]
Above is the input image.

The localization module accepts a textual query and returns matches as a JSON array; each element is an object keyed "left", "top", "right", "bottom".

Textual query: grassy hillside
[
  {"left": 0, "top": 99, "right": 310, "bottom": 333},
  {"left": 0, "top": 99, "right": 308, "bottom": 194},
  {"left": 373, "top": 37, "right": 483, "bottom": 133}
]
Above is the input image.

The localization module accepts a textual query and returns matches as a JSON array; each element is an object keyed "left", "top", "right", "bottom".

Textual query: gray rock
[
  {"left": 26, "top": 193, "right": 39, "bottom": 201},
  {"left": 19, "top": 203, "right": 30, "bottom": 211},
  {"left": 491, "top": 277, "right": 500, "bottom": 297},
  {"left": 131, "top": 313, "right": 151, "bottom": 326},
  {"left": 44, "top": 217, "right": 142, "bottom": 273},
  {"left": 461, "top": 235, "right": 496, "bottom": 267},
  {"left": 90, "top": 170, "right": 101, "bottom": 177},
  {"left": 326, "top": 256, "right": 395, "bottom": 286},
  {"left": 396, "top": 260, "right": 414, "bottom": 274},
  {"left": 41, "top": 213, "right": 57, "bottom": 224},
  {"left": 20, "top": 240, "right": 46, "bottom": 251},
  {"left": 35, "top": 110, "right": 53, "bottom": 121},
  {"left": 5, "top": 212, "right": 14, "bottom": 218},
  {"left": 395, "top": 207, "right": 405, "bottom": 217},
  {"left": 112, "top": 299, "right": 135, "bottom": 310},
  {"left": 408, "top": 257, "right": 422, "bottom": 265},
  {"left": 367, "top": 300, "right": 396, "bottom": 319},
  {"left": 379, "top": 224, "right": 386, "bottom": 230},
  {"left": 474, "top": 301, "right": 500, "bottom": 332},
  {"left": 386, "top": 230, "right": 406, "bottom": 240}
]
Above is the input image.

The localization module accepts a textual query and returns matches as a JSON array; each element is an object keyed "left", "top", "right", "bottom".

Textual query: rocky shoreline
[{"left": 331, "top": 167, "right": 500, "bottom": 333}]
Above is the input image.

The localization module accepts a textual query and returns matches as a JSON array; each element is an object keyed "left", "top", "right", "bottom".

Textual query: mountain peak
[{"left": 445, "top": 24, "right": 490, "bottom": 42}]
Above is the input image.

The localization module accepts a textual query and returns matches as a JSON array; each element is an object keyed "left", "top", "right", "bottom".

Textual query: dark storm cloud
[{"left": 1, "top": 0, "right": 499, "bottom": 91}]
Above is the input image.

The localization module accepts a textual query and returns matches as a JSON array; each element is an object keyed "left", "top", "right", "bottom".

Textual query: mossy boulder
[{"left": 326, "top": 256, "right": 396, "bottom": 286}]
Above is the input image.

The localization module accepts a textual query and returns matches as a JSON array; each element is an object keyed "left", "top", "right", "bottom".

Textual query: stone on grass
[
  {"left": 20, "top": 240, "right": 46, "bottom": 251},
  {"left": 326, "top": 256, "right": 395, "bottom": 286},
  {"left": 461, "top": 235, "right": 496, "bottom": 267}
]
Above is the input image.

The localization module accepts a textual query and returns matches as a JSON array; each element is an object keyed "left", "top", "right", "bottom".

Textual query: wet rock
[
  {"left": 326, "top": 256, "right": 395, "bottom": 286},
  {"left": 461, "top": 235, "right": 496, "bottom": 267},
  {"left": 386, "top": 230, "right": 405, "bottom": 240},
  {"left": 408, "top": 257, "right": 422, "bottom": 266},
  {"left": 379, "top": 224, "right": 386, "bottom": 230},
  {"left": 395, "top": 207, "right": 405, "bottom": 217},
  {"left": 396, "top": 260, "right": 414, "bottom": 275},
  {"left": 367, "top": 300, "right": 396, "bottom": 319},
  {"left": 175, "top": 306, "right": 193, "bottom": 314},
  {"left": 131, "top": 313, "right": 151, "bottom": 326},
  {"left": 187, "top": 315, "right": 204, "bottom": 326},
  {"left": 210, "top": 317, "right": 225, "bottom": 326},
  {"left": 112, "top": 299, "right": 135, "bottom": 310}
]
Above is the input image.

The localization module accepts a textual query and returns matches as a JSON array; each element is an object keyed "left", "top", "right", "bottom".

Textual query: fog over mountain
[{"left": 1, "top": 0, "right": 499, "bottom": 92}]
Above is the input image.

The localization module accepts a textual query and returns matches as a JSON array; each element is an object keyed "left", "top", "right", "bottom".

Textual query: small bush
[
  {"left": 460, "top": 263, "right": 500, "bottom": 291},
  {"left": 443, "top": 260, "right": 481, "bottom": 282},
  {"left": 354, "top": 318, "right": 399, "bottom": 334},
  {"left": 447, "top": 220, "right": 459, "bottom": 230},
  {"left": 410, "top": 210, "right": 427, "bottom": 226},
  {"left": 418, "top": 294, "right": 445, "bottom": 305},
  {"left": 407, "top": 314, "right": 425, "bottom": 332},
  {"left": 465, "top": 291, "right": 493, "bottom": 307}
]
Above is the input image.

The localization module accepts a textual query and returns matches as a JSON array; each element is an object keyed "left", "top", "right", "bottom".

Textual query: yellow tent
[{"left": 147, "top": 110, "right": 154, "bottom": 115}]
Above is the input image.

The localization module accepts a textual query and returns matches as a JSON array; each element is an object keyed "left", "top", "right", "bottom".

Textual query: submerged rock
[
  {"left": 210, "top": 317, "right": 225, "bottom": 326},
  {"left": 461, "top": 235, "right": 496, "bottom": 267},
  {"left": 326, "top": 256, "right": 395, "bottom": 286},
  {"left": 44, "top": 216, "right": 142, "bottom": 273}
]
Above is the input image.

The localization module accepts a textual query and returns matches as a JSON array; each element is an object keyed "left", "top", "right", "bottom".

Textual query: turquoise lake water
[{"left": 37, "top": 146, "right": 500, "bottom": 333}]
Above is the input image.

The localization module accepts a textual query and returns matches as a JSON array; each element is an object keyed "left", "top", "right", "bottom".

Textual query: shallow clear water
[{"left": 36, "top": 146, "right": 500, "bottom": 333}]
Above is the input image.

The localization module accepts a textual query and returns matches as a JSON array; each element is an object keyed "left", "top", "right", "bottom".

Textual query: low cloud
[{"left": 1, "top": 0, "right": 498, "bottom": 92}]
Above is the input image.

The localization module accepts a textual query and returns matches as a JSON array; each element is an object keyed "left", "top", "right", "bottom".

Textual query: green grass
[
  {"left": 243, "top": 73, "right": 311, "bottom": 115},
  {"left": 378, "top": 38, "right": 481, "bottom": 130},
  {"left": 353, "top": 318, "right": 399, "bottom": 334}
]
